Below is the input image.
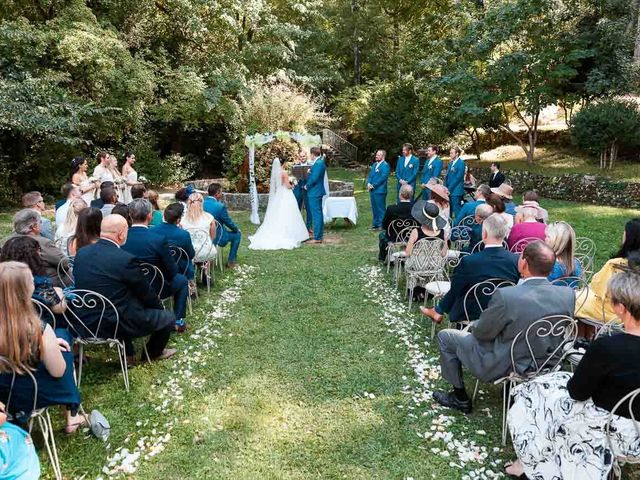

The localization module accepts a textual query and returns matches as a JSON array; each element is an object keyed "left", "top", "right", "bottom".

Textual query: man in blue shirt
[
  {"left": 203, "top": 183, "right": 241, "bottom": 267},
  {"left": 491, "top": 183, "right": 517, "bottom": 216},
  {"left": 456, "top": 184, "right": 490, "bottom": 225}
]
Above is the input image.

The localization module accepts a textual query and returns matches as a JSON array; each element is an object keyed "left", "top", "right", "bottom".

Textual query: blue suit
[
  {"left": 420, "top": 156, "right": 443, "bottom": 200},
  {"left": 151, "top": 222, "right": 196, "bottom": 280},
  {"left": 456, "top": 199, "right": 485, "bottom": 225},
  {"left": 505, "top": 201, "right": 517, "bottom": 216},
  {"left": 203, "top": 196, "right": 241, "bottom": 263},
  {"left": 444, "top": 158, "right": 465, "bottom": 219},
  {"left": 367, "top": 160, "right": 390, "bottom": 228},
  {"left": 395, "top": 155, "right": 420, "bottom": 202},
  {"left": 305, "top": 157, "right": 327, "bottom": 241},
  {"left": 122, "top": 226, "right": 189, "bottom": 321},
  {"left": 293, "top": 164, "right": 312, "bottom": 230}
]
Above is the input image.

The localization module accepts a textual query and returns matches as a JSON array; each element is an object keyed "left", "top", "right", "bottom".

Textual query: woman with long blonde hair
[
  {"left": 546, "top": 221, "right": 582, "bottom": 281},
  {"left": 180, "top": 192, "right": 217, "bottom": 262},
  {"left": 55, "top": 198, "right": 87, "bottom": 253},
  {"left": 0, "top": 262, "right": 86, "bottom": 433}
]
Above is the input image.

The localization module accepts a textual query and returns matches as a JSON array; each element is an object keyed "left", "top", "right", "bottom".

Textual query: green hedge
[{"left": 473, "top": 166, "right": 640, "bottom": 209}]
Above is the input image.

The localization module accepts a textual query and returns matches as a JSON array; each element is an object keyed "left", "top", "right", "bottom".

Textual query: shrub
[{"left": 571, "top": 99, "right": 640, "bottom": 169}]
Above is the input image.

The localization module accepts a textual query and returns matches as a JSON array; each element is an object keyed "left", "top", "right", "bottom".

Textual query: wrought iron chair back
[
  {"left": 387, "top": 219, "right": 419, "bottom": 244},
  {"left": 457, "top": 215, "right": 477, "bottom": 228},
  {"left": 62, "top": 289, "right": 120, "bottom": 340},
  {"left": 185, "top": 228, "right": 216, "bottom": 262},
  {"left": 449, "top": 225, "right": 472, "bottom": 251},
  {"left": 57, "top": 257, "right": 74, "bottom": 287},
  {"left": 575, "top": 236, "right": 596, "bottom": 280},
  {"left": 32, "top": 298, "right": 57, "bottom": 329},
  {"left": 405, "top": 238, "right": 446, "bottom": 274},
  {"left": 509, "top": 237, "right": 543, "bottom": 253},
  {"left": 463, "top": 278, "right": 516, "bottom": 322},
  {"left": 140, "top": 262, "right": 167, "bottom": 301},
  {"left": 606, "top": 387, "right": 640, "bottom": 478},
  {"left": 168, "top": 246, "right": 190, "bottom": 276},
  {"left": 509, "top": 314, "right": 578, "bottom": 379}
]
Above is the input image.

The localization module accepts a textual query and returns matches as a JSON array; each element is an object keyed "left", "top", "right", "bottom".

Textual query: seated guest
[
  {"left": 463, "top": 165, "right": 476, "bottom": 191},
  {"left": 378, "top": 184, "right": 414, "bottom": 262},
  {"left": 420, "top": 214, "right": 519, "bottom": 323},
  {"left": 456, "top": 184, "right": 490, "bottom": 225},
  {"left": 73, "top": 215, "right": 176, "bottom": 361},
  {"left": 122, "top": 199, "right": 189, "bottom": 333},
  {"left": 464, "top": 203, "right": 494, "bottom": 253},
  {"left": 576, "top": 218, "right": 640, "bottom": 323},
  {"left": 22, "top": 191, "right": 53, "bottom": 240},
  {"left": 55, "top": 183, "right": 82, "bottom": 227},
  {"left": 175, "top": 187, "right": 190, "bottom": 209},
  {"left": 111, "top": 203, "right": 132, "bottom": 227},
  {"left": 0, "top": 236, "right": 67, "bottom": 316},
  {"left": 152, "top": 203, "right": 196, "bottom": 281},
  {"left": 486, "top": 192, "right": 514, "bottom": 234},
  {"left": 424, "top": 181, "right": 450, "bottom": 223},
  {"left": 491, "top": 183, "right": 517, "bottom": 215},
  {"left": 506, "top": 206, "right": 546, "bottom": 251},
  {"left": 130, "top": 183, "right": 147, "bottom": 201},
  {"left": 432, "top": 241, "right": 575, "bottom": 413},
  {"left": 405, "top": 201, "right": 447, "bottom": 257},
  {"left": 1, "top": 209, "right": 69, "bottom": 287},
  {"left": 506, "top": 262, "right": 640, "bottom": 479},
  {"left": 515, "top": 190, "right": 548, "bottom": 224},
  {"left": 99, "top": 187, "right": 119, "bottom": 217},
  {"left": 90, "top": 181, "right": 115, "bottom": 209},
  {"left": 181, "top": 193, "right": 217, "bottom": 264},
  {"left": 147, "top": 189, "right": 163, "bottom": 226},
  {"left": 203, "top": 183, "right": 241, "bottom": 268},
  {"left": 488, "top": 162, "right": 505, "bottom": 188},
  {"left": 69, "top": 207, "right": 102, "bottom": 256},
  {"left": 0, "top": 401, "right": 41, "bottom": 478},
  {"left": 0, "top": 261, "right": 86, "bottom": 433},
  {"left": 545, "top": 221, "right": 582, "bottom": 283},
  {"left": 55, "top": 198, "right": 87, "bottom": 254}
]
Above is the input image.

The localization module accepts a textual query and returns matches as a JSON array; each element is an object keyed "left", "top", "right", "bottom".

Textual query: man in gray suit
[{"left": 433, "top": 241, "right": 575, "bottom": 413}]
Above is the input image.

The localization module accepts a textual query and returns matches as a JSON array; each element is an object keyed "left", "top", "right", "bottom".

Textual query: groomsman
[
  {"left": 395, "top": 143, "right": 420, "bottom": 202},
  {"left": 293, "top": 151, "right": 312, "bottom": 232},
  {"left": 305, "top": 147, "right": 327, "bottom": 244},
  {"left": 444, "top": 146, "right": 465, "bottom": 220},
  {"left": 420, "top": 145, "right": 443, "bottom": 200},
  {"left": 367, "top": 150, "right": 391, "bottom": 230}
]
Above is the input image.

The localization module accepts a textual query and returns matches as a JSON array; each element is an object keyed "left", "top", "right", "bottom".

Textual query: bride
[{"left": 249, "top": 158, "right": 309, "bottom": 250}]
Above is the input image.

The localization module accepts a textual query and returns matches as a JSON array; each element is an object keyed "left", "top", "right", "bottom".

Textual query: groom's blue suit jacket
[{"left": 306, "top": 158, "right": 327, "bottom": 198}]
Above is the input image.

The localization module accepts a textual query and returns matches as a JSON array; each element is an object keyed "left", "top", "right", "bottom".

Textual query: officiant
[{"left": 293, "top": 150, "right": 312, "bottom": 232}]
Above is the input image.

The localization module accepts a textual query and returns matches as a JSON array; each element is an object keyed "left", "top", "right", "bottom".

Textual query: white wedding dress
[{"left": 249, "top": 159, "right": 309, "bottom": 250}]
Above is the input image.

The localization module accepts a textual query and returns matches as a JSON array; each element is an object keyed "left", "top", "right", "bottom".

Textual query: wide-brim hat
[
  {"left": 411, "top": 200, "right": 448, "bottom": 231},
  {"left": 425, "top": 181, "right": 450, "bottom": 201},
  {"left": 490, "top": 183, "right": 513, "bottom": 199},
  {"left": 515, "top": 201, "right": 546, "bottom": 219}
]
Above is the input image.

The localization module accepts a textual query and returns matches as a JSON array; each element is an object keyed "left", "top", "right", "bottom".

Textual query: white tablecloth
[{"left": 323, "top": 197, "right": 358, "bottom": 225}]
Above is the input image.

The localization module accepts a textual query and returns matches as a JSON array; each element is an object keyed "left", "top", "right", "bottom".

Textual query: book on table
[{"left": 292, "top": 165, "right": 310, "bottom": 181}]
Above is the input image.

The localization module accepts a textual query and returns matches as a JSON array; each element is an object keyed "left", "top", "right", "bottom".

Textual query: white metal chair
[
  {"left": 169, "top": 246, "right": 193, "bottom": 314},
  {"left": 0, "top": 356, "right": 63, "bottom": 479},
  {"left": 212, "top": 219, "right": 226, "bottom": 273},
  {"left": 575, "top": 236, "right": 597, "bottom": 281},
  {"left": 606, "top": 387, "right": 640, "bottom": 479},
  {"left": 405, "top": 238, "right": 447, "bottom": 311},
  {"left": 31, "top": 298, "right": 57, "bottom": 329},
  {"left": 56, "top": 256, "right": 74, "bottom": 287},
  {"left": 449, "top": 225, "right": 472, "bottom": 254},
  {"left": 62, "top": 289, "right": 130, "bottom": 391},
  {"left": 495, "top": 314, "right": 578, "bottom": 445},
  {"left": 185, "top": 228, "right": 216, "bottom": 294},
  {"left": 385, "top": 219, "right": 419, "bottom": 275},
  {"left": 509, "top": 236, "right": 543, "bottom": 253},
  {"left": 457, "top": 215, "right": 476, "bottom": 228}
]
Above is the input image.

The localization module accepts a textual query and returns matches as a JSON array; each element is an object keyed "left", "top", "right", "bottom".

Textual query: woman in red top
[{"left": 506, "top": 206, "right": 547, "bottom": 252}]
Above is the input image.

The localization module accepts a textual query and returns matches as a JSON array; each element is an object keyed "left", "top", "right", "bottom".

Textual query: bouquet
[
  {"left": 288, "top": 175, "right": 298, "bottom": 186},
  {"left": 138, "top": 175, "right": 148, "bottom": 184}
]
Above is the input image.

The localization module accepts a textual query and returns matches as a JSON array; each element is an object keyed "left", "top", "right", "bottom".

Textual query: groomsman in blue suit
[
  {"left": 293, "top": 150, "right": 312, "bottom": 232},
  {"left": 395, "top": 143, "right": 420, "bottom": 202},
  {"left": 304, "top": 146, "right": 326, "bottom": 244},
  {"left": 419, "top": 145, "right": 443, "bottom": 200},
  {"left": 444, "top": 146, "right": 465, "bottom": 220},
  {"left": 367, "top": 149, "right": 390, "bottom": 230}
]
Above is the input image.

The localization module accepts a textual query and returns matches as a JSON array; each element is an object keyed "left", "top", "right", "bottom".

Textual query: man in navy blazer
[
  {"left": 73, "top": 215, "right": 176, "bottom": 360},
  {"left": 421, "top": 213, "right": 520, "bottom": 323},
  {"left": 151, "top": 203, "right": 196, "bottom": 281},
  {"left": 203, "top": 183, "right": 241, "bottom": 267},
  {"left": 122, "top": 199, "right": 189, "bottom": 332}
]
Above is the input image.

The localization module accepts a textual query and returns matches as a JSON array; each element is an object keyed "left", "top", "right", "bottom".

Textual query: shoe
[
  {"left": 226, "top": 262, "right": 237, "bottom": 269},
  {"left": 126, "top": 355, "right": 140, "bottom": 368},
  {"left": 64, "top": 413, "right": 89, "bottom": 436},
  {"left": 175, "top": 319, "right": 187, "bottom": 333},
  {"left": 308, "top": 239, "right": 323, "bottom": 244},
  {"left": 155, "top": 348, "right": 177, "bottom": 361},
  {"left": 433, "top": 390, "right": 472, "bottom": 414},
  {"left": 420, "top": 306, "right": 443, "bottom": 324}
]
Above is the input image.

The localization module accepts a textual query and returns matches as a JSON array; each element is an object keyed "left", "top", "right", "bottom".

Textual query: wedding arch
[{"left": 244, "top": 131, "right": 321, "bottom": 224}]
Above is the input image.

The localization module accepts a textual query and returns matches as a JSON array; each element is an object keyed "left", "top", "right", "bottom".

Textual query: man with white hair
[
  {"left": 1, "top": 209, "right": 69, "bottom": 286},
  {"left": 420, "top": 213, "right": 520, "bottom": 323}
]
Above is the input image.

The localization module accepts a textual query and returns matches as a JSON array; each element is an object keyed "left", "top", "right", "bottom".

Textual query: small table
[{"left": 323, "top": 196, "right": 358, "bottom": 225}]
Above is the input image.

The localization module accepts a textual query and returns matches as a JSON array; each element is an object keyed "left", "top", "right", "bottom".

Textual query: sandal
[{"left": 64, "top": 413, "right": 89, "bottom": 435}]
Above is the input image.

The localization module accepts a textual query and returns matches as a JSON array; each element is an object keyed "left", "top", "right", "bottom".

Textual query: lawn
[{"left": 2, "top": 169, "right": 639, "bottom": 479}]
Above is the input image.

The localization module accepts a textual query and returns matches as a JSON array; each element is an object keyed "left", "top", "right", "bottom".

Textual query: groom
[{"left": 304, "top": 146, "right": 326, "bottom": 244}]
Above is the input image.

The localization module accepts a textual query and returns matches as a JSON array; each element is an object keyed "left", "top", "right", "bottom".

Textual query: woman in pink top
[{"left": 507, "top": 206, "right": 547, "bottom": 252}]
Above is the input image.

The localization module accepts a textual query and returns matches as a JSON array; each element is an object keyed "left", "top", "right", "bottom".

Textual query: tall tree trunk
[
  {"left": 352, "top": 0, "right": 361, "bottom": 85},
  {"left": 634, "top": 0, "right": 640, "bottom": 63}
]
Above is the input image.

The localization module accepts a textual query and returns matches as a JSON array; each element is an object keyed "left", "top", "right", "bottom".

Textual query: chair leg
[
  {"left": 77, "top": 343, "right": 84, "bottom": 387},
  {"left": 117, "top": 342, "right": 130, "bottom": 392},
  {"left": 501, "top": 381, "right": 513, "bottom": 446},
  {"left": 472, "top": 379, "right": 479, "bottom": 402},
  {"left": 36, "top": 410, "right": 63, "bottom": 480}
]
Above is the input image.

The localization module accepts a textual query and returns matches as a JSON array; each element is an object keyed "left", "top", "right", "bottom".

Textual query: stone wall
[
  {"left": 187, "top": 179, "right": 355, "bottom": 211},
  {"left": 472, "top": 167, "right": 640, "bottom": 209}
]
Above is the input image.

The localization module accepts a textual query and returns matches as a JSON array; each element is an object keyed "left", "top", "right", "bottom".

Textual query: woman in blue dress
[
  {"left": 545, "top": 221, "right": 582, "bottom": 285},
  {"left": 0, "top": 402, "right": 40, "bottom": 480}
]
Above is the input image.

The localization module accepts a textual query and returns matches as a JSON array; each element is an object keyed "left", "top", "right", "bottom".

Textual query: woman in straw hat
[{"left": 405, "top": 200, "right": 448, "bottom": 257}]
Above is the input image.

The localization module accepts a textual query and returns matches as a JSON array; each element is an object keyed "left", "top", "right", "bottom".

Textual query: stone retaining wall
[{"left": 187, "top": 179, "right": 355, "bottom": 211}]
